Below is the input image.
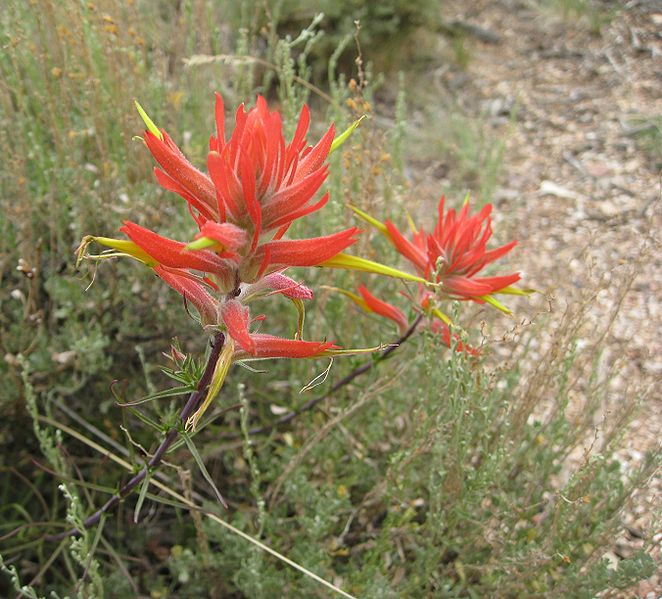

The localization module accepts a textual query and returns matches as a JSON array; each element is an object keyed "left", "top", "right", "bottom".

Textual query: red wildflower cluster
[
  {"left": 89, "top": 94, "right": 360, "bottom": 360},
  {"left": 384, "top": 197, "right": 520, "bottom": 303},
  {"left": 135, "top": 95, "right": 360, "bottom": 286},
  {"left": 350, "top": 196, "right": 528, "bottom": 354}
]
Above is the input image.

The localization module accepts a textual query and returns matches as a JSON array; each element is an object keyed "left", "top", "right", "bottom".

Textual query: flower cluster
[
  {"left": 83, "top": 94, "right": 363, "bottom": 365},
  {"left": 348, "top": 196, "right": 530, "bottom": 354},
  {"left": 78, "top": 94, "right": 529, "bottom": 427}
]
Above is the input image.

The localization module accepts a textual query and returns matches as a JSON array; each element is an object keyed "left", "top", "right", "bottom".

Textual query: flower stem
[
  {"left": 49, "top": 332, "right": 226, "bottom": 540},
  {"left": 246, "top": 313, "right": 424, "bottom": 436}
]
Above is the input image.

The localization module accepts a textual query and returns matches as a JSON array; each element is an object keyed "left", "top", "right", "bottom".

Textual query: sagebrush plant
[{"left": 1, "top": 2, "right": 659, "bottom": 598}]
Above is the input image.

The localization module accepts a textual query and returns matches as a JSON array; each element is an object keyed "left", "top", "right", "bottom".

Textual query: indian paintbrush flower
[
  {"left": 342, "top": 195, "right": 532, "bottom": 354},
  {"left": 351, "top": 196, "right": 532, "bottom": 317},
  {"left": 122, "top": 94, "right": 362, "bottom": 291},
  {"left": 77, "top": 94, "right": 371, "bottom": 427}
]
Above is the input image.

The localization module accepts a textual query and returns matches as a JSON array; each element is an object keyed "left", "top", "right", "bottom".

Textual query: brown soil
[{"left": 393, "top": 0, "right": 661, "bottom": 595}]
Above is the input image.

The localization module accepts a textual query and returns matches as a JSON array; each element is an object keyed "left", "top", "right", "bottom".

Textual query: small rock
[{"left": 539, "top": 180, "right": 581, "bottom": 200}]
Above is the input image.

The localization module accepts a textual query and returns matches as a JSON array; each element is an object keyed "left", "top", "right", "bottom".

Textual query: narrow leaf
[
  {"left": 133, "top": 471, "right": 151, "bottom": 523},
  {"left": 116, "top": 386, "right": 192, "bottom": 407},
  {"left": 181, "top": 431, "right": 228, "bottom": 509},
  {"left": 126, "top": 407, "right": 162, "bottom": 431}
]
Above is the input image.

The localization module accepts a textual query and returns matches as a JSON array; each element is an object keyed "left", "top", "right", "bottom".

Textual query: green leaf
[
  {"left": 181, "top": 431, "right": 228, "bottom": 509},
  {"left": 125, "top": 407, "right": 162, "bottom": 431},
  {"left": 133, "top": 471, "right": 151, "bottom": 523},
  {"left": 116, "top": 385, "right": 192, "bottom": 407}
]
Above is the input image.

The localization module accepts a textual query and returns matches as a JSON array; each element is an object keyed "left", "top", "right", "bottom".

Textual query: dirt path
[{"left": 405, "top": 0, "right": 661, "bottom": 594}]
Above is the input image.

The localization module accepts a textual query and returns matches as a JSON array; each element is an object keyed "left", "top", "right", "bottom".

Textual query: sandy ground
[{"left": 396, "top": 0, "right": 661, "bottom": 594}]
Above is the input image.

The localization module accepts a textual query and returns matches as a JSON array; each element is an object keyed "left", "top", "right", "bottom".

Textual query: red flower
[
  {"left": 429, "top": 320, "right": 479, "bottom": 356},
  {"left": 382, "top": 197, "right": 520, "bottom": 303},
  {"left": 131, "top": 93, "right": 358, "bottom": 285},
  {"left": 80, "top": 95, "right": 360, "bottom": 365},
  {"left": 237, "top": 334, "right": 338, "bottom": 359},
  {"left": 357, "top": 284, "right": 408, "bottom": 334}
]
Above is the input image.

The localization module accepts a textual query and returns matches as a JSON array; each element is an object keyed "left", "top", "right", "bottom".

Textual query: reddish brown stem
[
  {"left": 48, "top": 332, "right": 226, "bottom": 541},
  {"left": 246, "top": 313, "right": 424, "bottom": 436}
]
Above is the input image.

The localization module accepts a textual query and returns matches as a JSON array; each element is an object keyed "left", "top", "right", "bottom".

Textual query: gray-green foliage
[{"left": 1, "top": 1, "right": 658, "bottom": 598}]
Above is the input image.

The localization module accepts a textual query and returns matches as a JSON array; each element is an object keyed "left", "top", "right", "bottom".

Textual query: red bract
[
  {"left": 383, "top": 197, "right": 520, "bottom": 304},
  {"left": 429, "top": 320, "right": 479, "bottom": 356},
  {"left": 221, "top": 299, "right": 256, "bottom": 354},
  {"left": 120, "top": 221, "right": 234, "bottom": 274},
  {"left": 245, "top": 272, "right": 314, "bottom": 301},
  {"left": 239, "top": 335, "right": 338, "bottom": 359},
  {"left": 132, "top": 93, "right": 358, "bottom": 286},
  {"left": 154, "top": 265, "right": 218, "bottom": 326},
  {"left": 357, "top": 284, "right": 408, "bottom": 334}
]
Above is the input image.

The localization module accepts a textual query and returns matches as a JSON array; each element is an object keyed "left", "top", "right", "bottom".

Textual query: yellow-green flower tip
[
  {"left": 134, "top": 100, "right": 163, "bottom": 140},
  {"left": 92, "top": 236, "right": 157, "bottom": 266},
  {"left": 348, "top": 205, "right": 389, "bottom": 236},
  {"left": 330, "top": 115, "right": 366, "bottom": 154},
  {"left": 320, "top": 253, "right": 430, "bottom": 285},
  {"left": 184, "top": 236, "right": 217, "bottom": 251},
  {"left": 480, "top": 294, "right": 512, "bottom": 314}
]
